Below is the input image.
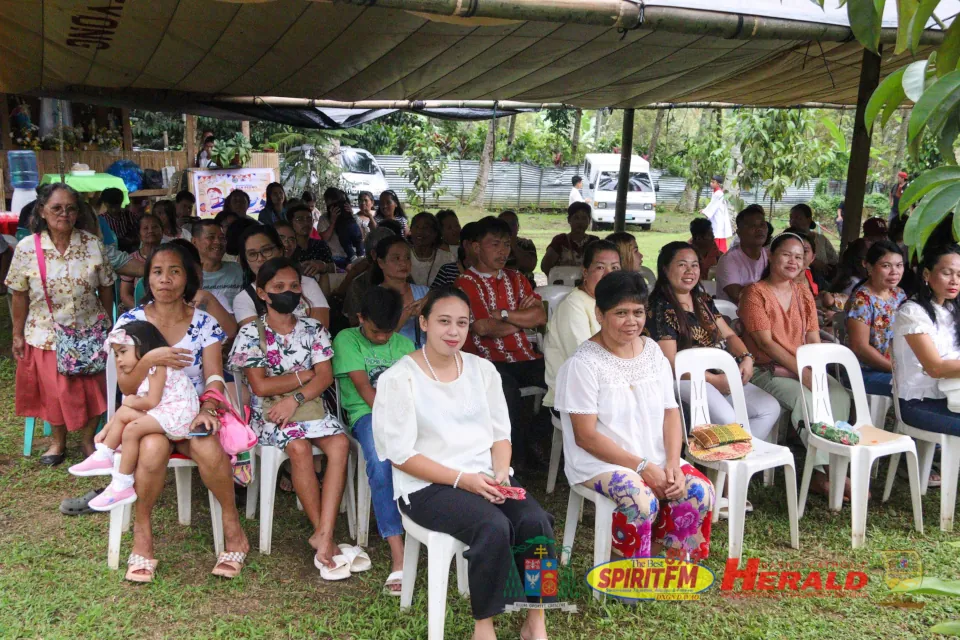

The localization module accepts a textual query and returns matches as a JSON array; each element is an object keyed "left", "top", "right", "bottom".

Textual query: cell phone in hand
[
  {"left": 496, "top": 485, "right": 527, "bottom": 500},
  {"left": 188, "top": 427, "right": 212, "bottom": 437}
]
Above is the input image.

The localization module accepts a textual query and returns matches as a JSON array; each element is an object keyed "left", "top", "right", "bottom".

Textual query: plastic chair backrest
[
  {"left": 796, "top": 343, "right": 871, "bottom": 428},
  {"left": 535, "top": 285, "right": 574, "bottom": 321},
  {"left": 546, "top": 266, "right": 581, "bottom": 287},
  {"left": 713, "top": 299, "right": 738, "bottom": 321},
  {"left": 701, "top": 280, "right": 717, "bottom": 297},
  {"left": 107, "top": 351, "right": 118, "bottom": 420},
  {"left": 639, "top": 266, "right": 656, "bottom": 291},
  {"left": 674, "top": 348, "right": 751, "bottom": 439}
]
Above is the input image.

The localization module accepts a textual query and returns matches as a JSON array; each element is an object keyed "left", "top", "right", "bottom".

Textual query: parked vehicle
[
  {"left": 581, "top": 153, "right": 657, "bottom": 231},
  {"left": 338, "top": 147, "right": 390, "bottom": 202}
]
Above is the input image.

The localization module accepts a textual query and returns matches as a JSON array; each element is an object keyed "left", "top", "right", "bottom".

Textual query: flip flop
[
  {"left": 211, "top": 551, "right": 246, "bottom": 579},
  {"left": 59, "top": 488, "right": 105, "bottom": 516},
  {"left": 338, "top": 543, "right": 372, "bottom": 573},
  {"left": 315, "top": 553, "right": 352, "bottom": 581},
  {"left": 125, "top": 554, "right": 158, "bottom": 583},
  {"left": 383, "top": 570, "right": 403, "bottom": 596}
]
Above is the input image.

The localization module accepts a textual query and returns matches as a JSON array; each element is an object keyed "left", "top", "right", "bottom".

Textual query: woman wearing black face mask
[{"left": 228, "top": 257, "right": 351, "bottom": 576}]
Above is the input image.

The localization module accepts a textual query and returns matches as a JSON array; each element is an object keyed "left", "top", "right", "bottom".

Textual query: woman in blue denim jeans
[
  {"left": 332, "top": 286, "right": 415, "bottom": 595},
  {"left": 892, "top": 244, "right": 960, "bottom": 487},
  {"left": 845, "top": 240, "right": 906, "bottom": 397}
]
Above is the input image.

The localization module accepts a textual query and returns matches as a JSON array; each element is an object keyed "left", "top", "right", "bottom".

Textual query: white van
[
  {"left": 337, "top": 147, "right": 390, "bottom": 201},
  {"left": 580, "top": 154, "right": 657, "bottom": 231}
]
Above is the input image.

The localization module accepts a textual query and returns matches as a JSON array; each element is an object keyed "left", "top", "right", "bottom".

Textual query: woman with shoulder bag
[
  {"left": 6, "top": 183, "right": 115, "bottom": 465},
  {"left": 228, "top": 257, "right": 351, "bottom": 579}
]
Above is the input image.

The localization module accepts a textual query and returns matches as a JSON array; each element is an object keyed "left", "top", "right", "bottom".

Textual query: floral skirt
[
  {"left": 588, "top": 464, "right": 714, "bottom": 562},
  {"left": 250, "top": 404, "right": 344, "bottom": 450}
]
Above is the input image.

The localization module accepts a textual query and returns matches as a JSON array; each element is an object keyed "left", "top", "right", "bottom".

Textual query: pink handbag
[{"left": 199, "top": 389, "right": 256, "bottom": 461}]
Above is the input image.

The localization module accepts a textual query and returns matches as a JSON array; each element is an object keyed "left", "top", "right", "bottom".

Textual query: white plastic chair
[
  {"left": 546, "top": 413, "right": 563, "bottom": 494},
  {"left": 885, "top": 378, "right": 960, "bottom": 532},
  {"left": 106, "top": 356, "right": 224, "bottom": 569},
  {"left": 399, "top": 512, "right": 470, "bottom": 640},
  {"left": 701, "top": 280, "right": 717, "bottom": 297},
  {"left": 713, "top": 299, "right": 738, "bottom": 321},
  {"left": 535, "top": 285, "right": 574, "bottom": 322},
  {"left": 833, "top": 311, "right": 893, "bottom": 432},
  {"left": 675, "top": 348, "right": 799, "bottom": 562},
  {"left": 559, "top": 483, "right": 616, "bottom": 601},
  {"left": 639, "top": 265, "right": 656, "bottom": 291},
  {"left": 547, "top": 266, "right": 582, "bottom": 286},
  {"left": 796, "top": 344, "right": 923, "bottom": 546}
]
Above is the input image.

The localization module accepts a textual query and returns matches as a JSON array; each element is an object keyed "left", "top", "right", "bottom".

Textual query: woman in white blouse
[
  {"left": 893, "top": 243, "right": 960, "bottom": 486},
  {"left": 543, "top": 240, "right": 621, "bottom": 410},
  {"left": 555, "top": 271, "right": 715, "bottom": 561},
  {"left": 373, "top": 288, "right": 553, "bottom": 640}
]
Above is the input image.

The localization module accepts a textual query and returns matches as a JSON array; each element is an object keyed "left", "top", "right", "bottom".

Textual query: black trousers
[
  {"left": 493, "top": 359, "right": 546, "bottom": 460},
  {"left": 399, "top": 479, "right": 555, "bottom": 620}
]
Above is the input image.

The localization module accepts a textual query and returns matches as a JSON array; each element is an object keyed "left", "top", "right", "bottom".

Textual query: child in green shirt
[{"left": 332, "top": 286, "right": 414, "bottom": 595}]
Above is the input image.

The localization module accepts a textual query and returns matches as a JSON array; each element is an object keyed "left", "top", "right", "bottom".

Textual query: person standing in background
[
  {"left": 700, "top": 176, "right": 731, "bottom": 253},
  {"left": 569, "top": 175, "right": 590, "bottom": 206},
  {"left": 889, "top": 171, "right": 908, "bottom": 224}
]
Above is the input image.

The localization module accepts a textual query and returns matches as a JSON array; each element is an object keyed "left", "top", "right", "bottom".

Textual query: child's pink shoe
[
  {"left": 69, "top": 454, "right": 114, "bottom": 477},
  {"left": 89, "top": 485, "right": 137, "bottom": 511}
]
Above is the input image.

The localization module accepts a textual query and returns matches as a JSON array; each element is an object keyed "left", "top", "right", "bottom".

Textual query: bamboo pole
[
  {"left": 614, "top": 108, "right": 634, "bottom": 233},
  {"left": 319, "top": 0, "right": 945, "bottom": 45}
]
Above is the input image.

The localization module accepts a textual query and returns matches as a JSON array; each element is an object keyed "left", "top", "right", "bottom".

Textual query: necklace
[{"left": 423, "top": 348, "right": 461, "bottom": 382}]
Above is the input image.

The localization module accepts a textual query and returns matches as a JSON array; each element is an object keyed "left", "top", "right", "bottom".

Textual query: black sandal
[{"left": 59, "top": 488, "right": 105, "bottom": 516}]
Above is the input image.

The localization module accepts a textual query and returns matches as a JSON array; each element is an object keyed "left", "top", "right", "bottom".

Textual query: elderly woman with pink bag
[{"left": 6, "top": 183, "right": 115, "bottom": 466}]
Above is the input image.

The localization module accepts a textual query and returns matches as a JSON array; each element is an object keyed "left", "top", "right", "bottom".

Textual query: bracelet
[
  {"left": 205, "top": 374, "right": 225, "bottom": 387},
  {"left": 635, "top": 458, "right": 648, "bottom": 475},
  {"left": 295, "top": 371, "right": 303, "bottom": 386},
  {"left": 735, "top": 352, "right": 754, "bottom": 365},
  {"left": 453, "top": 471, "right": 464, "bottom": 490}
]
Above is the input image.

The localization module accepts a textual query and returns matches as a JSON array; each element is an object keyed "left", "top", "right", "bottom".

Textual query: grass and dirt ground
[{"left": 0, "top": 209, "right": 956, "bottom": 639}]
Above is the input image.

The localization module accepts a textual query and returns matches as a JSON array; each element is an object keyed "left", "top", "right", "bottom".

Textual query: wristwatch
[
  {"left": 500, "top": 309, "right": 510, "bottom": 320},
  {"left": 294, "top": 392, "right": 306, "bottom": 406}
]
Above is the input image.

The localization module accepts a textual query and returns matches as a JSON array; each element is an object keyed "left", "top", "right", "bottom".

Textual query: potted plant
[{"left": 212, "top": 133, "right": 253, "bottom": 168}]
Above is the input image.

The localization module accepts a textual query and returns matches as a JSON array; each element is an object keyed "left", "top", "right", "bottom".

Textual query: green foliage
[
  {"left": 675, "top": 110, "right": 725, "bottom": 195},
  {"left": 270, "top": 128, "right": 342, "bottom": 196},
  {"left": 211, "top": 132, "right": 253, "bottom": 168},
  {"left": 810, "top": 193, "right": 843, "bottom": 219},
  {"left": 734, "top": 109, "right": 826, "bottom": 205},
  {"left": 401, "top": 121, "right": 448, "bottom": 208}
]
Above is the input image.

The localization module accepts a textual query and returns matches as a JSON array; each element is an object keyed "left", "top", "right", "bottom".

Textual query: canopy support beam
[
  {"left": 842, "top": 46, "right": 883, "bottom": 252},
  {"left": 615, "top": 108, "right": 635, "bottom": 233}
]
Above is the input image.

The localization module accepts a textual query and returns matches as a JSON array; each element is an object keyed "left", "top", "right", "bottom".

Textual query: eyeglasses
[
  {"left": 279, "top": 235, "right": 297, "bottom": 245},
  {"left": 245, "top": 245, "right": 280, "bottom": 261},
  {"left": 47, "top": 205, "right": 79, "bottom": 216}
]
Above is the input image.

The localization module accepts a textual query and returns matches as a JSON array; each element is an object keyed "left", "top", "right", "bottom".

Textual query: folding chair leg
[
  {"left": 883, "top": 452, "right": 901, "bottom": 503},
  {"left": 246, "top": 449, "right": 259, "bottom": 520},
  {"left": 426, "top": 542, "right": 455, "bottom": 640},
  {"left": 917, "top": 440, "right": 936, "bottom": 495},
  {"left": 546, "top": 426, "right": 563, "bottom": 494},
  {"left": 848, "top": 450, "right": 871, "bottom": 549},
  {"left": 560, "top": 491, "right": 582, "bottom": 566},
  {"left": 904, "top": 449, "right": 923, "bottom": 535},
  {"left": 725, "top": 468, "right": 750, "bottom": 562},
  {"left": 783, "top": 462, "right": 800, "bottom": 550},
  {"left": 827, "top": 453, "right": 849, "bottom": 512},
  {"left": 798, "top": 444, "right": 817, "bottom": 519},
  {"left": 356, "top": 452, "right": 371, "bottom": 548},
  {"left": 174, "top": 466, "right": 192, "bottom": 526},
  {"left": 711, "top": 470, "right": 727, "bottom": 524},
  {"left": 939, "top": 439, "right": 960, "bottom": 532},
  {"left": 259, "top": 450, "right": 281, "bottom": 554},
  {"left": 400, "top": 533, "right": 421, "bottom": 609},
  {"left": 209, "top": 492, "right": 225, "bottom": 556},
  {"left": 108, "top": 505, "right": 126, "bottom": 570}
]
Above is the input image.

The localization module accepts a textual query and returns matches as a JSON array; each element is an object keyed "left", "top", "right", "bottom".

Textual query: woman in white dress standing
[
  {"left": 700, "top": 175, "right": 732, "bottom": 253},
  {"left": 373, "top": 287, "right": 553, "bottom": 640}
]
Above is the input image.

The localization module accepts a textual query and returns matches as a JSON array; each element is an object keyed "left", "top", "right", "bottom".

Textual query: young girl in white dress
[{"left": 69, "top": 321, "right": 200, "bottom": 511}]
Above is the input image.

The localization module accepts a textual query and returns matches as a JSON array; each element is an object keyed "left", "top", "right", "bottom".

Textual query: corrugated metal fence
[{"left": 375, "top": 155, "right": 851, "bottom": 211}]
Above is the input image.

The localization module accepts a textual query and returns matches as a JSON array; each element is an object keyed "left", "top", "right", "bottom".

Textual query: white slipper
[
  {"left": 338, "top": 543, "right": 372, "bottom": 573},
  {"left": 717, "top": 497, "right": 753, "bottom": 519},
  {"left": 315, "top": 554, "right": 352, "bottom": 581},
  {"left": 384, "top": 570, "right": 403, "bottom": 596}
]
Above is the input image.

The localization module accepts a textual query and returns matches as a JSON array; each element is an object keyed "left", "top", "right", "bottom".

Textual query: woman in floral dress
[
  {"left": 554, "top": 270, "right": 715, "bottom": 560},
  {"left": 228, "top": 257, "right": 350, "bottom": 576}
]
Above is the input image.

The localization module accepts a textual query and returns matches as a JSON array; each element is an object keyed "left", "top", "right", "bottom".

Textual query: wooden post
[
  {"left": 185, "top": 115, "right": 197, "bottom": 166},
  {"left": 120, "top": 108, "right": 133, "bottom": 152},
  {"left": 0, "top": 94, "right": 12, "bottom": 149},
  {"left": 241, "top": 120, "right": 250, "bottom": 140},
  {"left": 841, "top": 46, "right": 883, "bottom": 252},
  {"left": 614, "top": 108, "right": 635, "bottom": 232}
]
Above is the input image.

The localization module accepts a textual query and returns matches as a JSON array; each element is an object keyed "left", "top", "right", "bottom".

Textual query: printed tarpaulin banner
[{"left": 192, "top": 168, "right": 275, "bottom": 218}]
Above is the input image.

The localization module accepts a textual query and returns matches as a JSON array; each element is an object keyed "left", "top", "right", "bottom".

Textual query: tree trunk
[
  {"left": 891, "top": 111, "right": 909, "bottom": 185},
  {"left": 571, "top": 109, "right": 582, "bottom": 157},
  {"left": 647, "top": 108, "right": 665, "bottom": 162},
  {"left": 677, "top": 109, "right": 712, "bottom": 212},
  {"left": 470, "top": 117, "right": 498, "bottom": 207},
  {"left": 594, "top": 109, "right": 603, "bottom": 145},
  {"left": 507, "top": 115, "right": 517, "bottom": 146}
]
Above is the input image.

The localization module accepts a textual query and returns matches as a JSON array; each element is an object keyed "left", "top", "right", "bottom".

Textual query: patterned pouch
[
  {"left": 810, "top": 421, "right": 860, "bottom": 446},
  {"left": 232, "top": 450, "right": 253, "bottom": 487},
  {"left": 690, "top": 423, "right": 752, "bottom": 449}
]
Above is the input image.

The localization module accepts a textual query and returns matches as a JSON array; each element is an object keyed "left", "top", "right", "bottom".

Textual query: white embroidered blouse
[
  {"left": 893, "top": 300, "right": 960, "bottom": 401},
  {"left": 372, "top": 352, "right": 511, "bottom": 502},
  {"left": 554, "top": 338, "right": 677, "bottom": 485}
]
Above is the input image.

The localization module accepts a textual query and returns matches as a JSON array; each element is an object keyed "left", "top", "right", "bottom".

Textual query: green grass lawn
[{"left": 0, "top": 210, "right": 958, "bottom": 639}]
